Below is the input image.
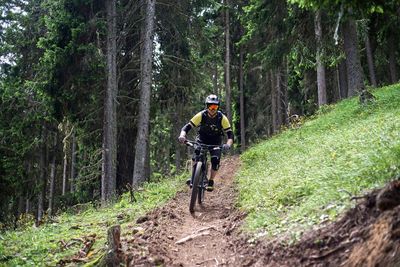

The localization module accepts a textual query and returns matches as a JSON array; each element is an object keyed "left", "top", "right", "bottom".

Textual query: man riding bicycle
[{"left": 178, "top": 94, "right": 234, "bottom": 191}]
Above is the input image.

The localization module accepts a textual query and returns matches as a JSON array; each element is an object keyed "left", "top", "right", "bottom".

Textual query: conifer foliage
[{"left": 0, "top": 0, "right": 398, "bottom": 224}]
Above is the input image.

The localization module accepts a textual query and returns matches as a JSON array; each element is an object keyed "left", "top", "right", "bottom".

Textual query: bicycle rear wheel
[{"left": 190, "top": 162, "right": 202, "bottom": 213}]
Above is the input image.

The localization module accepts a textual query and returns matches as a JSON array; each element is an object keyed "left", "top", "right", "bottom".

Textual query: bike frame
[{"left": 185, "top": 140, "right": 222, "bottom": 213}]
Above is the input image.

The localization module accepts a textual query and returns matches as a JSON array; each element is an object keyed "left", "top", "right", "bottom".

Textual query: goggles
[{"left": 208, "top": 104, "right": 219, "bottom": 110}]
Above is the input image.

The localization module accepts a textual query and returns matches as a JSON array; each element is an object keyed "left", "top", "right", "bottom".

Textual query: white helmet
[{"left": 205, "top": 94, "right": 220, "bottom": 106}]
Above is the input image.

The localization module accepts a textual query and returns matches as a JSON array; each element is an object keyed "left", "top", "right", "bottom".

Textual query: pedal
[{"left": 206, "top": 180, "right": 214, "bottom": 192}]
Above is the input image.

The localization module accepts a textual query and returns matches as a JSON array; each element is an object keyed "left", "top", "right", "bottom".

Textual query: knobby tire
[
  {"left": 198, "top": 161, "right": 207, "bottom": 205},
  {"left": 198, "top": 178, "right": 203, "bottom": 205},
  {"left": 190, "top": 162, "right": 202, "bottom": 213}
]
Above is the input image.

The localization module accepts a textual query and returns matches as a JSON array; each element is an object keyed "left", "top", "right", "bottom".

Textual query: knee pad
[{"left": 211, "top": 156, "right": 220, "bottom": 171}]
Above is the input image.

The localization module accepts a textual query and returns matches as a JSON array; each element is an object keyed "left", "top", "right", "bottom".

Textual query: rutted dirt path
[
  {"left": 119, "top": 154, "right": 400, "bottom": 267},
  {"left": 122, "top": 155, "right": 246, "bottom": 266}
]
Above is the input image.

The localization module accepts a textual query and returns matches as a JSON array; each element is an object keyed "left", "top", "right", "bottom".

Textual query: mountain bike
[{"left": 184, "top": 140, "right": 223, "bottom": 213}]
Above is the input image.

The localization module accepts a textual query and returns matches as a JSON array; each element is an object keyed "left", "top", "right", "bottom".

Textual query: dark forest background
[{"left": 0, "top": 0, "right": 398, "bottom": 225}]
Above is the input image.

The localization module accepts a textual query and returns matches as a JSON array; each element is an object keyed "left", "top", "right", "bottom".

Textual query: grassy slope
[
  {"left": 0, "top": 176, "right": 186, "bottom": 266},
  {"left": 237, "top": 84, "right": 400, "bottom": 242},
  {"left": 1, "top": 85, "right": 399, "bottom": 265}
]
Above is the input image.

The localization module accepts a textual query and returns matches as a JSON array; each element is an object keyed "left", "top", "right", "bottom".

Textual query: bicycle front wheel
[
  {"left": 190, "top": 162, "right": 202, "bottom": 213},
  {"left": 198, "top": 161, "right": 207, "bottom": 205}
]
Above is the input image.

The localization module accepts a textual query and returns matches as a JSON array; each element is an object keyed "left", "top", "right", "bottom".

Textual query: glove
[
  {"left": 222, "top": 144, "right": 231, "bottom": 150},
  {"left": 178, "top": 135, "right": 186, "bottom": 143}
]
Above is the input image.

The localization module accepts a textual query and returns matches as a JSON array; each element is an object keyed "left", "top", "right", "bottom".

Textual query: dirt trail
[
  {"left": 122, "top": 155, "right": 246, "bottom": 266},
  {"left": 120, "top": 155, "right": 400, "bottom": 267}
]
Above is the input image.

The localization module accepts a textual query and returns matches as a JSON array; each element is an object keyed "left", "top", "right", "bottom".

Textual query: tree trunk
[
  {"left": 133, "top": 0, "right": 155, "bottom": 186},
  {"left": 365, "top": 33, "right": 377, "bottom": 87},
  {"left": 174, "top": 102, "right": 183, "bottom": 172},
  {"left": 62, "top": 134, "right": 68, "bottom": 196},
  {"left": 165, "top": 142, "right": 171, "bottom": 175},
  {"left": 48, "top": 133, "right": 57, "bottom": 216},
  {"left": 38, "top": 121, "right": 47, "bottom": 221},
  {"left": 387, "top": 33, "right": 398, "bottom": 84},
  {"left": 314, "top": 11, "right": 327, "bottom": 106},
  {"left": 213, "top": 44, "right": 218, "bottom": 95},
  {"left": 282, "top": 58, "right": 289, "bottom": 125},
  {"left": 355, "top": 16, "right": 376, "bottom": 89},
  {"left": 25, "top": 198, "right": 30, "bottom": 215},
  {"left": 276, "top": 68, "right": 282, "bottom": 128},
  {"left": 224, "top": 0, "right": 232, "bottom": 122},
  {"left": 145, "top": 134, "right": 151, "bottom": 181},
  {"left": 25, "top": 163, "right": 32, "bottom": 215},
  {"left": 17, "top": 196, "right": 24, "bottom": 219},
  {"left": 333, "top": 67, "right": 341, "bottom": 102},
  {"left": 337, "top": 59, "right": 348, "bottom": 99},
  {"left": 70, "top": 130, "right": 77, "bottom": 193},
  {"left": 102, "top": 0, "right": 118, "bottom": 204},
  {"left": 270, "top": 69, "right": 278, "bottom": 133},
  {"left": 239, "top": 45, "right": 245, "bottom": 153},
  {"left": 174, "top": 139, "right": 181, "bottom": 173},
  {"left": 342, "top": 14, "right": 365, "bottom": 97}
]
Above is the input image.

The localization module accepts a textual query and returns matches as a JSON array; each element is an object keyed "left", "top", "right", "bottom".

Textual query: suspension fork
[{"left": 191, "top": 158, "right": 202, "bottom": 184}]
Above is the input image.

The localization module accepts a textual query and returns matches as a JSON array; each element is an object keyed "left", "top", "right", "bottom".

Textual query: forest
[{"left": 0, "top": 0, "right": 399, "bottom": 226}]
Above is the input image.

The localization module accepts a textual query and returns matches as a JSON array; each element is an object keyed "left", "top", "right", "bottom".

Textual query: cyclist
[{"left": 178, "top": 94, "right": 234, "bottom": 191}]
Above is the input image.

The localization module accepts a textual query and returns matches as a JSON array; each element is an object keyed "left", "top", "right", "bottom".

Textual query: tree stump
[{"left": 98, "top": 224, "right": 123, "bottom": 266}]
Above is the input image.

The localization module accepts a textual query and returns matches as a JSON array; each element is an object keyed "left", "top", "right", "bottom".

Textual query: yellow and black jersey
[{"left": 182, "top": 110, "right": 233, "bottom": 145}]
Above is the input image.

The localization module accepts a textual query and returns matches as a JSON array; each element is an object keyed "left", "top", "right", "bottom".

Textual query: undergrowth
[
  {"left": 0, "top": 175, "right": 186, "bottom": 266},
  {"left": 238, "top": 84, "right": 400, "bottom": 243},
  {"left": 1, "top": 84, "right": 399, "bottom": 264}
]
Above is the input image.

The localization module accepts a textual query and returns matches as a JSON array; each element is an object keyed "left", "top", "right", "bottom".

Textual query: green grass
[
  {"left": 0, "top": 175, "right": 187, "bottom": 266},
  {"left": 1, "top": 85, "right": 399, "bottom": 265},
  {"left": 237, "top": 84, "right": 400, "bottom": 242}
]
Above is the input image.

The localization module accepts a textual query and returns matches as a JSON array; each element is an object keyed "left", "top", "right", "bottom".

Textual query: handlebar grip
[{"left": 184, "top": 140, "right": 194, "bottom": 147}]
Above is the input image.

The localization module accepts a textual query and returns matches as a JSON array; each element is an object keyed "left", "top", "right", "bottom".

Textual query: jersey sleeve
[
  {"left": 221, "top": 115, "right": 232, "bottom": 131},
  {"left": 189, "top": 112, "right": 203, "bottom": 127}
]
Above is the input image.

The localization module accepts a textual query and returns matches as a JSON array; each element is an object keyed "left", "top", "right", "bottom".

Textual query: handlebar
[{"left": 184, "top": 140, "right": 223, "bottom": 150}]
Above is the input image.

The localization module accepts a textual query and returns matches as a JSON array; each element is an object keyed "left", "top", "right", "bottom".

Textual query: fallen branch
[
  {"left": 58, "top": 234, "right": 97, "bottom": 264},
  {"left": 78, "top": 234, "right": 96, "bottom": 258},
  {"left": 175, "top": 231, "right": 211, "bottom": 245},
  {"left": 196, "top": 258, "right": 218, "bottom": 265},
  {"left": 195, "top": 226, "right": 218, "bottom": 233},
  {"left": 174, "top": 226, "right": 218, "bottom": 245},
  {"left": 72, "top": 237, "right": 85, "bottom": 242},
  {"left": 58, "top": 239, "right": 78, "bottom": 251},
  {"left": 338, "top": 189, "right": 367, "bottom": 201}
]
